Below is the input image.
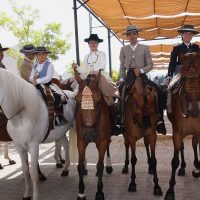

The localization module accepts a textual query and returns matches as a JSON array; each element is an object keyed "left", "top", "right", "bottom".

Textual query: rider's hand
[
  {"left": 72, "top": 61, "right": 77, "bottom": 69},
  {"left": 116, "top": 79, "right": 124, "bottom": 86},
  {"left": 134, "top": 68, "right": 141, "bottom": 76},
  {"left": 33, "top": 75, "right": 38, "bottom": 81}
]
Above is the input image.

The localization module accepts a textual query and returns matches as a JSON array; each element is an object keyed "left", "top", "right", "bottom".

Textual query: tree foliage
[{"left": 0, "top": 0, "right": 70, "bottom": 62}]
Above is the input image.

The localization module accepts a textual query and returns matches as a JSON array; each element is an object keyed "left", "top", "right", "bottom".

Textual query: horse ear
[{"left": 74, "top": 69, "right": 83, "bottom": 84}]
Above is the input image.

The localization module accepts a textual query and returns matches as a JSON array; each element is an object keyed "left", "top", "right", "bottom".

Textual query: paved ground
[{"left": 0, "top": 130, "right": 199, "bottom": 200}]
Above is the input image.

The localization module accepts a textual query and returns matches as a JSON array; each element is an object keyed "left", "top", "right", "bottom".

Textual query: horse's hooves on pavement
[
  {"left": 61, "top": 170, "right": 69, "bottom": 177},
  {"left": 178, "top": 168, "right": 185, "bottom": 176},
  {"left": 154, "top": 185, "right": 163, "bottom": 196},
  {"left": 56, "top": 163, "right": 63, "bottom": 168},
  {"left": 38, "top": 174, "right": 47, "bottom": 181},
  {"left": 192, "top": 170, "right": 200, "bottom": 178},
  {"left": 60, "top": 159, "right": 65, "bottom": 164},
  {"left": 9, "top": 160, "right": 16, "bottom": 165},
  {"left": 122, "top": 166, "right": 128, "bottom": 174},
  {"left": 106, "top": 166, "right": 113, "bottom": 174},
  {"left": 22, "top": 197, "right": 31, "bottom": 200}
]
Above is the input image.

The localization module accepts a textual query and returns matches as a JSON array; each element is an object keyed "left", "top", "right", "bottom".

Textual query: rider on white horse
[{"left": 29, "top": 46, "right": 66, "bottom": 125}]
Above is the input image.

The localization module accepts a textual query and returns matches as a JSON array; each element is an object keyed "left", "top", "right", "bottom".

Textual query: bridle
[{"left": 0, "top": 105, "right": 23, "bottom": 127}]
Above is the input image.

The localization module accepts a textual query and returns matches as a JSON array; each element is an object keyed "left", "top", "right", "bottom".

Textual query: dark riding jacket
[{"left": 168, "top": 43, "right": 199, "bottom": 77}]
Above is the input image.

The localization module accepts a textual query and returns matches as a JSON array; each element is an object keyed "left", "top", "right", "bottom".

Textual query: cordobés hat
[
  {"left": 177, "top": 24, "right": 199, "bottom": 34},
  {"left": 0, "top": 43, "right": 9, "bottom": 51},
  {"left": 20, "top": 44, "right": 35, "bottom": 54},
  {"left": 84, "top": 34, "right": 103, "bottom": 43},
  {"left": 123, "top": 25, "right": 142, "bottom": 35},
  {"left": 34, "top": 46, "right": 52, "bottom": 54}
]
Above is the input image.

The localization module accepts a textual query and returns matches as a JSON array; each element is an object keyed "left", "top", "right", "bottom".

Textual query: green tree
[
  {"left": 112, "top": 69, "right": 120, "bottom": 82},
  {"left": 0, "top": 0, "right": 70, "bottom": 64}
]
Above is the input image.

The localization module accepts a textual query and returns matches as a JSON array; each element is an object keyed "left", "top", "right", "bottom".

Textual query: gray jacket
[{"left": 119, "top": 43, "right": 153, "bottom": 79}]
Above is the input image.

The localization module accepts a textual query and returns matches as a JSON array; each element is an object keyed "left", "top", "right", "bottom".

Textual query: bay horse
[
  {"left": 165, "top": 52, "right": 200, "bottom": 200},
  {"left": 75, "top": 70, "right": 112, "bottom": 200},
  {"left": 123, "top": 71, "right": 163, "bottom": 196},
  {"left": 0, "top": 68, "right": 76, "bottom": 200}
]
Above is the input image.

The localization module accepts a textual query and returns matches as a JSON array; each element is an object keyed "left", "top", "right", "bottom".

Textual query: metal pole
[
  {"left": 73, "top": 0, "right": 80, "bottom": 65},
  {"left": 108, "top": 30, "right": 112, "bottom": 77},
  {"left": 89, "top": 13, "right": 92, "bottom": 34}
]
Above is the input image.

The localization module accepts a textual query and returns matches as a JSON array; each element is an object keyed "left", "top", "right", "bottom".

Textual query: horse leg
[
  {"left": 17, "top": 146, "right": 32, "bottom": 200},
  {"left": 144, "top": 136, "right": 153, "bottom": 175},
  {"left": 54, "top": 140, "right": 64, "bottom": 168},
  {"left": 29, "top": 144, "right": 39, "bottom": 200},
  {"left": 122, "top": 133, "right": 129, "bottom": 174},
  {"left": 192, "top": 135, "right": 200, "bottom": 178},
  {"left": 164, "top": 134, "right": 182, "bottom": 200},
  {"left": 128, "top": 138, "right": 137, "bottom": 192},
  {"left": 148, "top": 133, "right": 163, "bottom": 196},
  {"left": 105, "top": 142, "right": 113, "bottom": 174},
  {"left": 77, "top": 139, "right": 87, "bottom": 200},
  {"left": 38, "top": 163, "right": 47, "bottom": 181},
  {"left": 178, "top": 141, "right": 186, "bottom": 176},
  {"left": 95, "top": 141, "right": 108, "bottom": 200},
  {"left": 60, "top": 136, "right": 70, "bottom": 177},
  {"left": 4, "top": 142, "right": 16, "bottom": 165}
]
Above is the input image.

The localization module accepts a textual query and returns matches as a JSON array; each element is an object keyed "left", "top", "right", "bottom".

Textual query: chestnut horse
[
  {"left": 75, "top": 70, "right": 112, "bottom": 200},
  {"left": 165, "top": 52, "right": 200, "bottom": 200},
  {"left": 124, "top": 72, "right": 163, "bottom": 196}
]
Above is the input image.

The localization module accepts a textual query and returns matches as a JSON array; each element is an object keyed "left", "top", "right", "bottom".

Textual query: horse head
[
  {"left": 75, "top": 69, "right": 103, "bottom": 143},
  {"left": 179, "top": 52, "right": 200, "bottom": 117}
]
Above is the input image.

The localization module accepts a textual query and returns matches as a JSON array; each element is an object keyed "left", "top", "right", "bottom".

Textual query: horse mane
[{"left": 0, "top": 69, "right": 42, "bottom": 122}]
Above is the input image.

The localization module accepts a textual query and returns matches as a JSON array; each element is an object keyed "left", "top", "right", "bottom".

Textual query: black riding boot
[{"left": 156, "top": 112, "right": 167, "bottom": 135}]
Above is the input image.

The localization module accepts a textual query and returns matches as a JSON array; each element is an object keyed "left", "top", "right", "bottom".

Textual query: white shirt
[
  {"left": 29, "top": 60, "right": 54, "bottom": 84},
  {"left": 77, "top": 50, "right": 107, "bottom": 79}
]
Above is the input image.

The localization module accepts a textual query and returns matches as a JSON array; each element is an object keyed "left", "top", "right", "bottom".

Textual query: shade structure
[{"left": 82, "top": 0, "right": 200, "bottom": 40}]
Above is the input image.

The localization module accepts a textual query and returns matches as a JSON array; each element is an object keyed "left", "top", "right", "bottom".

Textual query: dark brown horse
[
  {"left": 165, "top": 52, "right": 200, "bottom": 200},
  {"left": 75, "top": 70, "right": 112, "bottom": 200},
  {"left": 0, "top": 107, "right": 16, "bottom": 169},
  {"left": 124, "top": 73, "right": 163, "bottom": 196}
]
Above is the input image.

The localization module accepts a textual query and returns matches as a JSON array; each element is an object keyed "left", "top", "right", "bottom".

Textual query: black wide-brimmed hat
[
  {"left": 177, "top": 24, "right": 199, "bottom": 34},
  {"left": 0, "top": 43, "right": 9, "bottom": 51},
  {"left": 34, "top": 46, "right": 52, "bottom": 54},
  {"left": 84, "top": 34, "right": 103, "bottom": 43},
  {"left": 20, "top": 44, "right": 35, "bottom": 54},
  {"left": 122, "top": 25, "right": 142, "bottom": 35}
]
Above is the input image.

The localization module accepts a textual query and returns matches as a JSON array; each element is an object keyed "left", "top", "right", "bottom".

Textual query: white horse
[{"left": 0, "top": 68, "right": 76, "bottom": 200}]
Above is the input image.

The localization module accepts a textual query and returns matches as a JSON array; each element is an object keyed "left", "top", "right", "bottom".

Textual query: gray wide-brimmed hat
[
  {"left": 177, "top": 24, "right": 199, "bottom": 34},
  {"left": 34, "top": 46, "right": 52, "bottom": 54},
  {"left": 84, "top": 34, "right": 103, "bottom": 43},
  {"left": 20, "top": 44, "right": 35, "bottom": 54},
  {"left": 123, "top": 25, "right": 142, "bottom": 35},
  {"left": 0, "top": 43, "right": 9, "bottom": 51}
]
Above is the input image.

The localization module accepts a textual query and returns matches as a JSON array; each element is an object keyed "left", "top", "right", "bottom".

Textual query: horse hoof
[
  {"left": 38, "top": 174, "right": 47, "bottom": 181},
  {"left": 61, "top": 170, "right": 69, "bottom": 177},
  {"left": 83, "top": 169, "right": 88, "bottom": 176},
  {"left": 60, "top": 159, "right": 65, "bottom": 164},
  {"left": 122, "top": 166, "right": 128, "bottom": 174},
  {"left": 148, "top": 167, "right": 154, "bottom": 175},
  {"left": 95, "top": 192, "right": 105, "bottom": 200},
  {"left": 77, "top": 194, "right": 86, "bottom": 200},
  {"left": 9, "top": 160, "right": 16, "bottom": 165},
  {"left": 192, "top": 170, "right": 200, "bottom": 178},
  {"left": 178, "top": 168, "right": 185, "bottom": 176},
  {"left": 154, "top": 185, "right": 163, "bottom": 196},
  {"left": 128, "top": 182, "right": 136, "bottom": 192},
  {"left": 0, "top": 164, "right": 3, "bottom": 170},
  {"left": 22, "top": 197, "right": 31, "bottom": 200},
  {"left": 106, "top": 166, "right": 113, "bottom": 174},
  {"left": 164, "top": 189, "right": 175, "bottom": 200},
  {"left": 56, "top": 163, "right": 63, "bottom": 168}
]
